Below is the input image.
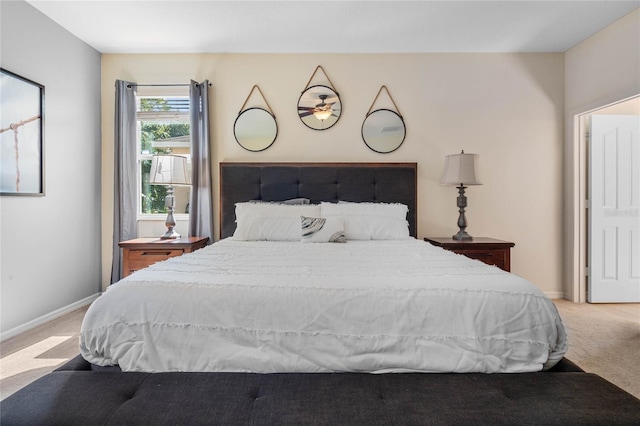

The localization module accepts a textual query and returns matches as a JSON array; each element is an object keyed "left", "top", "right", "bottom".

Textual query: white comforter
[{"left": 80, "top": 238, "right": 568, "bottom": 373}]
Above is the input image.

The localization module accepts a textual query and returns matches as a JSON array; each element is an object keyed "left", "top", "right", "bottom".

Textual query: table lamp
[
  {"left": 148, "top": 154, "right": 191, "bottom": 239},
  {"left": 440, "top": 150, "right": 482, "bottom": 240}
]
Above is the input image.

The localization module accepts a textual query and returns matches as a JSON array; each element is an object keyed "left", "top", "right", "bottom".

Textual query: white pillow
[
  {"left": 233, "top": 216, "right": 302, "bottom": 241},
  {"left": 233, "top": 203, "right": 321, "bottom": 241},
  {"left": 320, "top": 202, "right": 409, "bottom": 240},
  {"left": 235, "top": 202, "right": 320, "bottom": 221},
  {"left": 301, "top": 216, "right": 346, "bottom": 243},
  {"left": 333, "top": 201, "right": 408, "bottom": 218}
]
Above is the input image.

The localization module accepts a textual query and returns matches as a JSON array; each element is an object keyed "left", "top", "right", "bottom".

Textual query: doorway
[{"left": 576, "top": 96, "right": 640, "bottom": 303}]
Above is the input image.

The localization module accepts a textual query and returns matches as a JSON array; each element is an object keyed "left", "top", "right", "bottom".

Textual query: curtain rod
[{"left": 126, "top": 83, "right": 212, "bottom": 88}]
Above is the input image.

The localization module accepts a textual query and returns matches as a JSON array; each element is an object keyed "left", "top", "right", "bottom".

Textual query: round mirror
[
  {"left": 297, "top": 85, "right": 341, "bottom": 130},
  {"left": 361, "top": 109, "right": 406, "bottom": 153},
  {"left": 234, "top": 107, "right": 278, "bottom": 152}
]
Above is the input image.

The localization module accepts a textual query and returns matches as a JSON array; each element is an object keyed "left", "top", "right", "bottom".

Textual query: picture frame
[{"left": 1, "top": 68, "right": 45, "bottom": 196}]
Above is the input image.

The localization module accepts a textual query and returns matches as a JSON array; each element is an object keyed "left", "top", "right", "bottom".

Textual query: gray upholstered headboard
[{"left": 219, "top": 162, "right": 418, "bottom": 239}]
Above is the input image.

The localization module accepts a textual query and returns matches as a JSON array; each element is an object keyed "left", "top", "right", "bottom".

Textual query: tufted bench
[{"left": 2, "top": 356, "right": 640, "bottom": 425}]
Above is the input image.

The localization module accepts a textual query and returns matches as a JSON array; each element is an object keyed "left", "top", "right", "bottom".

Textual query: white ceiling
[{"left": 25, "top": 0, "right": 640, "bottom": 54}]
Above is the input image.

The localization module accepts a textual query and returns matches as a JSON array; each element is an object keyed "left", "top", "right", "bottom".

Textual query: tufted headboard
[{"left": 219, "top": 162, "right": 417, "bottom": 239}]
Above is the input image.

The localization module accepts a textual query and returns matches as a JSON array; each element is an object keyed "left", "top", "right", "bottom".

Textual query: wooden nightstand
[
  {"left": 119, "top": 236, "right": 209, "bottom": 277},
  {"left": 424, "top": 237, "right": 515, "bottom": 272}
]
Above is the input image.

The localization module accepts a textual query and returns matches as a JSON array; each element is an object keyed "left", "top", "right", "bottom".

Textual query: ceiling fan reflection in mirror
[
  {"left": 298, "top": 94, "right": 337, "bottom": 120},
  {"left": 297, "top": 84, "right": 342, "bottom": 130}
]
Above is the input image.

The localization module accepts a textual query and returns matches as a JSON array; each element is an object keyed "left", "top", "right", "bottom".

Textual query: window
[{"left": 136, "top": 93, "right": 191, "bottom": 218}]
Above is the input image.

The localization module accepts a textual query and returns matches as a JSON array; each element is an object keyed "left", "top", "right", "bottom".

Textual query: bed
[{"left": 2, "top": 162, "right": 639, "bottom": 425}]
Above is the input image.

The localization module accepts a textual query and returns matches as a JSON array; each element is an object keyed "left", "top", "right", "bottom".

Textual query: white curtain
[
  {"left": 111, "top": 80, "right": 137, "bottom": 283},
  {"left": 188, "top": 80, "right": 214, "bottom": 242}
]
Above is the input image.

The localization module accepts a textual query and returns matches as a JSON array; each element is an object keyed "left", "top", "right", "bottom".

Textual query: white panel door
[{"left": 589, "top": 115, "right": 640, "bottom": 303}]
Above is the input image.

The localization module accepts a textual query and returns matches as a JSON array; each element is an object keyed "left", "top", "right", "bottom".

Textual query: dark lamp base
[{"left": 452, "top": 230, "right": 473, "bottom": 241}]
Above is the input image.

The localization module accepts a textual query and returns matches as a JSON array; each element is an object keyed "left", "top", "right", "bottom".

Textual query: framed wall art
[{"left": 0, "top": 68, "right": 45, "bottom": 196}]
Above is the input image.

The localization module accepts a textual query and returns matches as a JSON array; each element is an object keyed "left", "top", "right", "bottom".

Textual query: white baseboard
[
  {"left": 0, "top": 293, "right": 101, "bottom": 342},
  {"left": 545, "top": 291, "right": 566, "bottom": 300}
]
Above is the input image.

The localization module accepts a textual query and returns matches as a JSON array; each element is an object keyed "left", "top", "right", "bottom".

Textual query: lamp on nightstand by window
[
  {"left": 149, "top": 154, "right": 191, "bottom": 239},
  {"left": 440, "top": 150, "right": 482, "bottom": 241}
]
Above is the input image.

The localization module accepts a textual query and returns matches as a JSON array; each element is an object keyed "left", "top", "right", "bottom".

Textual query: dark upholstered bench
[{"left": 2, "top": 356, "right": 640, "bottom": 425}]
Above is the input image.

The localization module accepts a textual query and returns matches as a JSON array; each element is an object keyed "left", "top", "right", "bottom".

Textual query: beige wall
[
  {"left": 102, "top": 53, "right": 565, "bottom": 296},
  {"left": 564, "top": 9, "right": 640, "bottom": 302}
]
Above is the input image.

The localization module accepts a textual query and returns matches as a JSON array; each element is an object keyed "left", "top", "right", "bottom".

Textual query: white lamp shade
[
  {"left": 440, "top": 152, "right": 482, "bottom": 186},
  {"left": 149, "top": 154, "right": 191, "bottom": 185}
]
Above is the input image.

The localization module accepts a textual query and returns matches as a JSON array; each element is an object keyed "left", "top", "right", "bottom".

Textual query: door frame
[{"left": 567, "top": 90, "right": 640, "bottom": 303}]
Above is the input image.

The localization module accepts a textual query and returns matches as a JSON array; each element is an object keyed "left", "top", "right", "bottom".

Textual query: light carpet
[{"left": 553, "top": 299, "right": 640, "bottom": 399}]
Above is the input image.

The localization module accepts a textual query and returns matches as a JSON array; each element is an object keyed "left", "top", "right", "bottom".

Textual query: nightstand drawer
[
  {"left": 119, "top": 236, "right": 209, "bottom": 278},
  {"left": 424, "top": 237, "right": 515, "bottom": 272},
  {"left": 452, "top": 249, "right": 508, "bottom": 271},
  {"left": 127, "top": 249, "right": 184, "bottom": 270}
]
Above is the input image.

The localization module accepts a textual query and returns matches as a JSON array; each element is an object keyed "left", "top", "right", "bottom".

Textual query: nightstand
[
  {"left": 424, "top": 237, "right": 515, "bottom": 272},
  {"left": 119, "top": 236, "right": 209, "bottom": 277}
]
